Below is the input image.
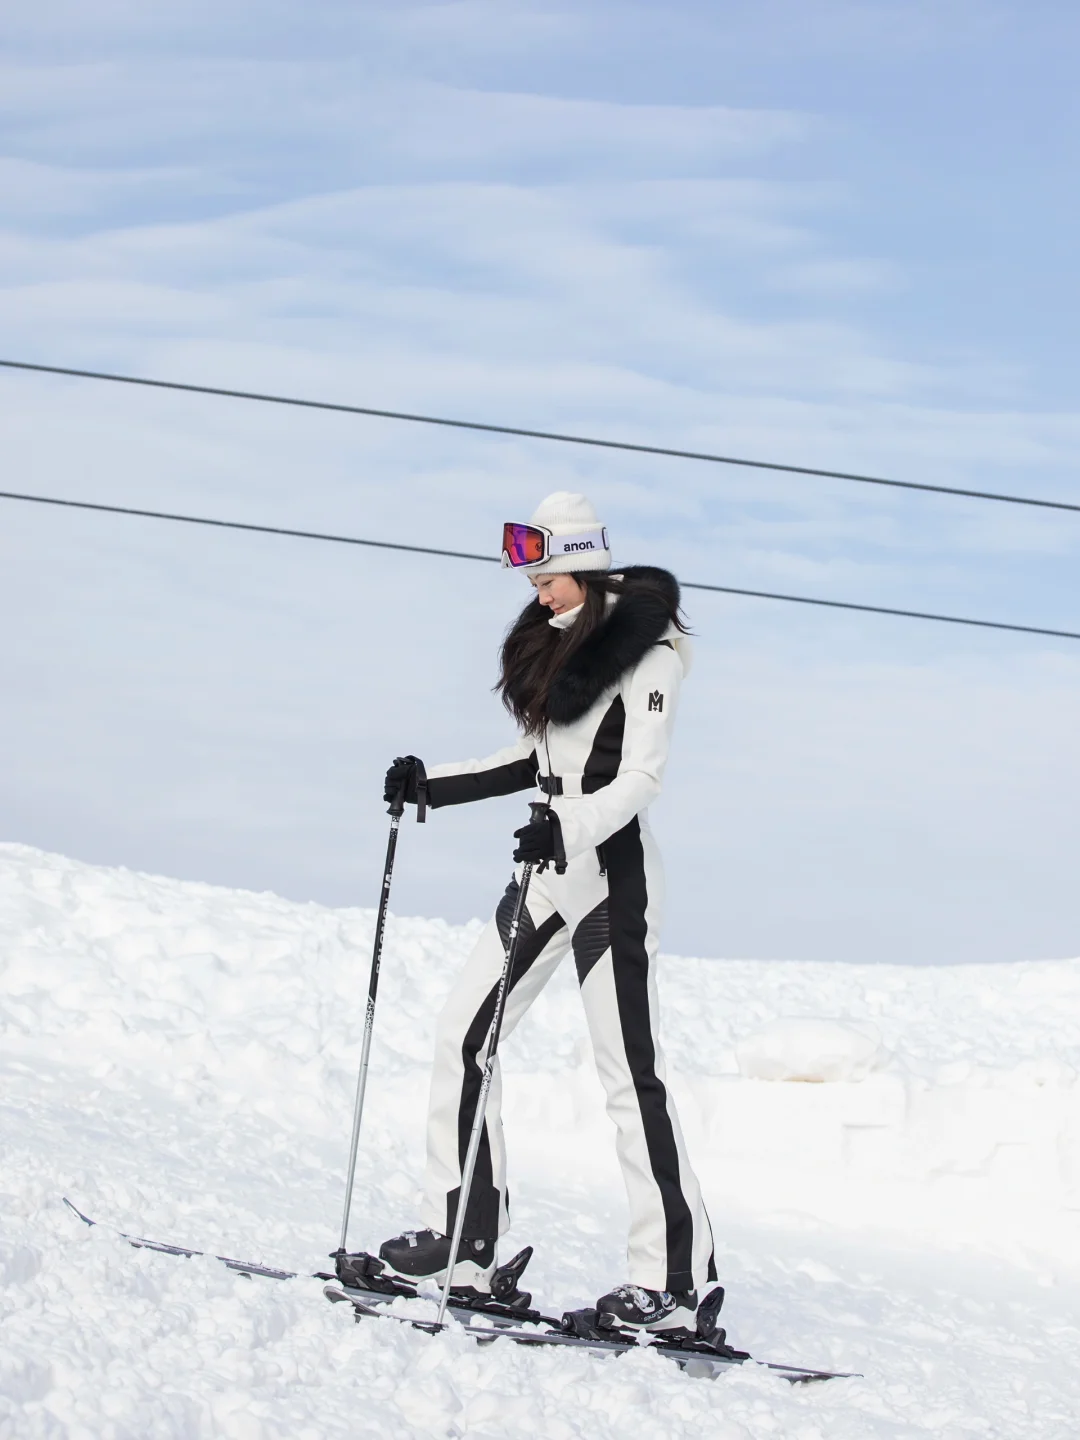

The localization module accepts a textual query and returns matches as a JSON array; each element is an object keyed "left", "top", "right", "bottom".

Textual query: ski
[
  {"left": 63, "top": 1198, "right": 542, "bottom": 1325},
  {"left": 63, "top": 1196, "right": 311, "bottom": 1282},
  {"left": 323, "top": 1282, "right": 853, "bottom": 1384},
  {"left": 63, "top": 1198, "right": 856, "bottom": 1383}
]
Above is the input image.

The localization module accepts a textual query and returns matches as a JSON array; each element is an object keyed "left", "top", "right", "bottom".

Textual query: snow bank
[
  {"left": 735, "top": 1018, "right": 887, "bottom": 1082},
  {"left": 3, "top": 842, "right": 1080, "bottom": 1438}
]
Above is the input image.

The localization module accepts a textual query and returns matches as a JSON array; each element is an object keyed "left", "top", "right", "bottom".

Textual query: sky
[{"left": 1, "top": 0, "right": 1078, "bottom": 963}]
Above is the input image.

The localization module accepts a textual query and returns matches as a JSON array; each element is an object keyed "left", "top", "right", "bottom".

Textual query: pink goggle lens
[{"left": 501, "top": 522, "right": 548, "bottom": 567}]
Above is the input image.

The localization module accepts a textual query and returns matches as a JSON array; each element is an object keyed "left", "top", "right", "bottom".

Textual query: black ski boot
[
  {"left": 595, "top": 1283, "right": 699, "bottom": 1335},
  {"left": 378, "top": 1228, "right": 496, "bottom": 1293}
]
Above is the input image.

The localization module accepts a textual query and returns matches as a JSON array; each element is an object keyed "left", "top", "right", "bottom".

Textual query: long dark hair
[{"left": 496, "top": 570, "right": 686, "bottom": 733}]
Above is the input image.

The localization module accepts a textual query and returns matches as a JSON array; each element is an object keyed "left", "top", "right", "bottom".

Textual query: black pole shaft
[
  {"left": 435, "top": 848, "right": 538, "bottom": 1325},
  {"left": 337, "top": 801, "right": 404, "bottom": 1253}
]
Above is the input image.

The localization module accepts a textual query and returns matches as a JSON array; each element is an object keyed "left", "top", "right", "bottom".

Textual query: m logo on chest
[{"left": 648, "top": 690, "right": 664, "bottom": 713}]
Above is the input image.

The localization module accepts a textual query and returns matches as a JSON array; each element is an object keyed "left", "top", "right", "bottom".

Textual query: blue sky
[{"left": 1, "top": 0, "right": 1078, "bottom": 962}]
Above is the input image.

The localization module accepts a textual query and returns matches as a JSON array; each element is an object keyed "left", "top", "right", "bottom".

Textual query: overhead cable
[
  {"left": 2, "top": 487, "right": 1077, "bottom": 643},
  {"left": 2, "top": 357, "right": 1079, "bottom": 517}
]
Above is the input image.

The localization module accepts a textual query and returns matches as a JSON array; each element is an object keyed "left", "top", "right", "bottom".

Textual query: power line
[
  {"left": 3, "top": 356, "right": 1079, "bottom": 517},
  {"left": 0, "top": 488, "right": 493, "bottom": 565},
  {"left": 3, "top": 486, "right": 1078, "bottom": 643},
  {"left": 683, "top": 580, "right": 1080, "bottom": 640}
]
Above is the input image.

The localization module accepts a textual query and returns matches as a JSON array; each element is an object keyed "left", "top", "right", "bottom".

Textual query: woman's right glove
[{"left": 383, "top": 755, "right": 427, "bottom": 819}]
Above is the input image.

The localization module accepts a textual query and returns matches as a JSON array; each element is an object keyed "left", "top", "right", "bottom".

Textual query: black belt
[{"left": 537, "top": 773, "right": 613, "bottom": 797}]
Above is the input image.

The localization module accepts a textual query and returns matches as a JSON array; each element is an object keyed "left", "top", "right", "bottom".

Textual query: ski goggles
[{"left": 501, "top": 522, "right": 609, "bottom": 569}]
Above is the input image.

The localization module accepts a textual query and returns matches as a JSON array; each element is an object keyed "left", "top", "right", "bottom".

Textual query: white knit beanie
[{"left": 522, "top": 491, "right": 611, "bottom": 575}]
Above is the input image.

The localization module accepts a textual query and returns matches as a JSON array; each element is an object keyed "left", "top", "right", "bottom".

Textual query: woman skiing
[{"left": 379, "top": 491, "right": 716, "bottom": 1334}]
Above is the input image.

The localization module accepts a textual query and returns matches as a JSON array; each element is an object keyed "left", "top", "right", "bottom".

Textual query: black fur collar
[{"left": 546, "top": 566, "right": 679, "bottom": 726}]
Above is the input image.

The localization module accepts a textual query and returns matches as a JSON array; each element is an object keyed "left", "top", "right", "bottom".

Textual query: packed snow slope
[{"left": 3, "top": 841, "right": 1080, "bottom": 1439}]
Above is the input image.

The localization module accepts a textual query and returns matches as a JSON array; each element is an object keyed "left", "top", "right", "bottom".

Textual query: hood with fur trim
[{"left": 546, "top": 566, "right": 683, "bottom": 727}]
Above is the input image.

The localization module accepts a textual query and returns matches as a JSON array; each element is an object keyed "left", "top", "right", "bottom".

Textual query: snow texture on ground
[{"left": 2, "top": 839, "right": 1079, "bottom": 1438}]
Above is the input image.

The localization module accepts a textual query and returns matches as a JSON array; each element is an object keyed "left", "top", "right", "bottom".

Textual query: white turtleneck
[{"left": 547, "top": 603, "right": 584, "bottom": 630}]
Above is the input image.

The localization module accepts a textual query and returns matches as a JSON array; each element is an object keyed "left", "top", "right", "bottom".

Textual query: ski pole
[
  {"left": 336, "top": 762, "right": 426, "bottom": 1257},
  {"left": 435, "top": 802, "right": 547, "bottom": 1326}
]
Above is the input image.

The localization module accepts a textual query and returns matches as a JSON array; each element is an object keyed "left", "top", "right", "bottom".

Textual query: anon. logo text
[{"left": 648, "top": 690, "right": 664, "bottom": 712}]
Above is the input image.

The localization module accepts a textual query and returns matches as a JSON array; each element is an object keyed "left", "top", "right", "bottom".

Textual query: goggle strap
[{"left": 546, "top": 527, "right": 608, "bottom": 558}]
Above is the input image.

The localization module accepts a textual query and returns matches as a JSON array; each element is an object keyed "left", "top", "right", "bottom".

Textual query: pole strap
[
  {"left": 534, "top": 804, "right": 567, "bottom": 876},
  {"left": 414, "top": 757, "right": 429, "bottom": 823}
]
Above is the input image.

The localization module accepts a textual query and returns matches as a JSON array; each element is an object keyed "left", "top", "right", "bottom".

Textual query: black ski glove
[
  {"left": 512, "top": 805, "right": 565, "bottom": 872},
  {"left": 384, "top": 755, "right": 428, "bottom": 819},
  {"left": 512, "top": 816, "right": 554, "bottom": 864}
]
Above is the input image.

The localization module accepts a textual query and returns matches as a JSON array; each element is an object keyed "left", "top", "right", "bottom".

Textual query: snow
[
  {"left": 3, "top": 839, "right": 1080, "bottom": 1438},
  {"left": 734, "top": 1017, "right": 887, "bottom": 1082}
]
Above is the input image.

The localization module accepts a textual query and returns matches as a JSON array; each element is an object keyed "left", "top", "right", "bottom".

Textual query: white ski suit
[{"left": 420, "top": 570, "right": 715, "bottom": 1293}]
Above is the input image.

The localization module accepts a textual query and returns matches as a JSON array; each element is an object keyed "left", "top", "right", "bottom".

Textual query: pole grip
[
  {"left": 386, "top": 754, "right": 427, "bottom": 820},
  {"left": 528, "top": 800, "right": 567, "bottom": 876},
  {"left": 387, "top": 781, "right": 407, "bottom": 818}
]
